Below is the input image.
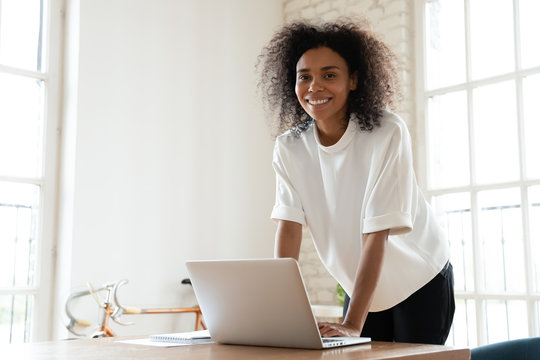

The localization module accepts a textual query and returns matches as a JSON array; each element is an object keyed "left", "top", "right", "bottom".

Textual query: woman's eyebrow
[{"left": 296, "top": 65, "right": 341, "bottom": 73}]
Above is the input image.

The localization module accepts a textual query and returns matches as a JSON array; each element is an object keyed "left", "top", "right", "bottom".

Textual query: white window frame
[
  {"left": 0, "top": 0, "right": 63, "bottom": 342},
  {"left": 415, "top": 0, "right": 540, "bottom": 347}
]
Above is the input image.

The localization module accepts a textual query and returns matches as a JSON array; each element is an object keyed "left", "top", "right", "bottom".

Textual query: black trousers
[{"left": 343, "top": 262, "right": 455, "bottom": 345}]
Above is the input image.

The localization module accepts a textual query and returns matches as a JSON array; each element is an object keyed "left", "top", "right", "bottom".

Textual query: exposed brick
[
  {"left": 315, "top": 1, "right": 332, "bottom": 14},
  {"left": 385, "top": 26, "right": 409, "bottom": 46},
  {"left": 347, "top": 4, "right": 372, "bottom": 17},
  {"left": 378, "top": 12, "right": 408, "bottom": 32},
  {"left": 284, "top": 0, "right": 310, "bottom": 14},
  {"left": 383, "top": 0, "right": 408, "bottom": 15},
  {"left": 366, "top": 7, "right": 384, "bottom": 21},
  {"left": 331, "top": 0, "right": 349, "bottom": 11},
  {"left": 320, "top": 9, "right": 342, "bottom": 21},
  {"left": 301, "top": 7, "right": 318, "bottom": 18}
]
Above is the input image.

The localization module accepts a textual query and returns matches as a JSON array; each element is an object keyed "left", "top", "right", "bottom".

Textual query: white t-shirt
[{"left": 271, "top": 110, "right": 449, "bottom": 311}]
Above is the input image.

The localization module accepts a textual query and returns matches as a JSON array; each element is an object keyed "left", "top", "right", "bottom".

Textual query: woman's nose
[{"left": 309, "top": 79, "right": 323, "bottom": 92}]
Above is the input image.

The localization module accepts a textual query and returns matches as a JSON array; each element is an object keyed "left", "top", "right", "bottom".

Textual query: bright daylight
[{"left": 0, "top": 0, "right": 539, "bottom": 359}]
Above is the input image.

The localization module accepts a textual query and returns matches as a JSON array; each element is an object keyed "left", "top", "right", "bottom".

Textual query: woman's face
[{"left": 295, "top": 46, "right": 357, "bottom": 127}]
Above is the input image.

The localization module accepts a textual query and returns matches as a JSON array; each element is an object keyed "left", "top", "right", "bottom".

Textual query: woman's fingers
[{"left": 318, "top": 321, "right": 360, "bottom": 337}]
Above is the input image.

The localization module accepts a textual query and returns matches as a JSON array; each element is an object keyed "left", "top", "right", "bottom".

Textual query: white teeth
[{"left": 308, "top": 99, "right": 329, "bottom": 105}]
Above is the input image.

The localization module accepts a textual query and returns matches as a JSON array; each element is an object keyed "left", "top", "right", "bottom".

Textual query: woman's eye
[
  {"left": 324, "top": 73, "right": 336, "bottom": 79},
  {"left": 298, "top": 74, "right": 310, "bottom": 81}
]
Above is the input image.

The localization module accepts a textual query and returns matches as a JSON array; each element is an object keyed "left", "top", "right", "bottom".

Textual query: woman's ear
[{"left": 349, "top": 71, "right": 358, "bottom": 90}]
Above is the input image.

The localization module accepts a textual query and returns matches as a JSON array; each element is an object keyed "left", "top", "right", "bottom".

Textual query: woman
[{"left": 257, "top": 19, "right": 454, "bottom": 345}]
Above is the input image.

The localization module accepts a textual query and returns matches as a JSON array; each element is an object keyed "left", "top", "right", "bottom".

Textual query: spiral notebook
[{"left": 150, "top": 329, "right": 212, "bottom": 344}]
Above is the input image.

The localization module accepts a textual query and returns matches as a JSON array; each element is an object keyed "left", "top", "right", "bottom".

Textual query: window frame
[
  {"left": 415, "top": 0, "right": 540, "bottom": 346},
  {"left": 0, "top": 0, "right": 63, "bottom": 342}
]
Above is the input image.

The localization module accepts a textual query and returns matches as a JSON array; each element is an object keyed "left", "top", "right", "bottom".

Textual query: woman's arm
[
  {"left": 274, "top": 220, "right": 303, "bottom": 260},
  {"left": 318, "top": 229, "right": 389, "bottom": 337}
]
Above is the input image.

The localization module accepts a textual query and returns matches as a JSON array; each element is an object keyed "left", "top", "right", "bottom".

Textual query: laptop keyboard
[
  {"left": 322, "top": 338, "right": 340, "bottom": 343},
  {"left": 322, "top": 338, "right": 345, "bottom": 347}
]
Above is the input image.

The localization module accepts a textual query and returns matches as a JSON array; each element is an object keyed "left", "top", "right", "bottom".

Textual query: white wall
[{"left": 53, "top": 0, "right": 283, "bottom": 339}]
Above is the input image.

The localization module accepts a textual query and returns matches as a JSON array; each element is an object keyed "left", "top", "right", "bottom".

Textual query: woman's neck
[{"left": 315, "top": 118, "right": 348, "bottom": 146}]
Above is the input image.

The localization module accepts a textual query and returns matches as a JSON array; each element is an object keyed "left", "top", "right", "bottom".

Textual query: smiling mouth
[{"left": 307, "top": 98, "right": 330, "bottom": 105}]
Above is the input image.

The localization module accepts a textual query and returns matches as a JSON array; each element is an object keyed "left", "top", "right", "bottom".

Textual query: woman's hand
[{"left": 318, "top": 321, "right": 361, "bottom": 337}]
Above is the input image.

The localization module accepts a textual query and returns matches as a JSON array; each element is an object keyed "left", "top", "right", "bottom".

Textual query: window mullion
[
  {"left": 463, "top": 0, "right": 487, "bottom": 346},
  {"left": 0, "top": 176, "right": 45, "bottom": 186},
  {"left": 513, "top": 0, "right": 536, "bottom": 338},
  {"left": 32, "top": 0, "right": 62, "bottom": 342},
  {"left": 471, "top": 189, "right": 485, "bottom": 344},
  {"left": 0, "top": 64, "right": 48, "bottom": 81},
  {"left": 520, "top": 185, "right": 535, "bottom": 337},
  {"left": 424, "top": 66, "right": 540, "bottom": 98},
  {"left": 513, "top": 0, "right": 522, "bottom": 72},
  {"left": 415, "top": 1, "right": 428, "bottom": 191}
]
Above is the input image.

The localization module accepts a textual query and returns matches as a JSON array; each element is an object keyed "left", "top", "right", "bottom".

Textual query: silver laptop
[{"left": 186, "top": 258, "right": 371, "bottom": 349}]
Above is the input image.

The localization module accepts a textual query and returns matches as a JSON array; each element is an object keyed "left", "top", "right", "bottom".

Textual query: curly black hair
[{"left": 257, "top": 19, "right": 401, "bottom": 138}]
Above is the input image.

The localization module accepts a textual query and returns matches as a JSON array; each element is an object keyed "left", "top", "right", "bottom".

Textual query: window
[
  {"left": 0, "top": 0, "right": 61, "bottom": 343},
  {"left": 418, "top": 0, "right": 540, "bottom": 347}
]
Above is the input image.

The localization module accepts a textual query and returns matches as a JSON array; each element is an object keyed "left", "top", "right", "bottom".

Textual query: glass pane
[
  {"left": 470, "top": 0, "right": 515, "bottom": 79},
  {"left": 486, "top": 300, "right": 528, "bottom": 343},
  {"left": 473, "top": 81, "right": 519, "bottom": 184},
  {"left": 520, "top": 0, "right": 540, "bottom": 69},
  {"left": 0, "top": 182, "right": 39, "bottom": 288},
  {"left": 0, "top": 73, "right": 44, "bottom": 178},
  {"left": 485, "top": 300, "right": 508, "bottom": 343},
  {"left": 427, "top": 91, "right": 469, "bottom": 189},
  {"left": 0, "top": 295, "right": 33, "bottom": 344},
  {"left": 0, "top": 0, "right": 46, "bottom": 71},
  {"left": 529, "top": 185, "right": 540, "bottom": 293},
  {"left": 425, "top": 0, "right": 466, "bottom": 89},
  {"left": 478, "top": 188, "right": 525, "bottom": 292},
  {"left": 432, "top": 193, "right": 474, "bottom": 291},
  {"left": 523, "top": 74, "right": 540, "bottom": 180},
  {"left": 446, "top": 298, "right": 477, "bottom": 347},
  {"left": 507, "top": 300, "right": 528, "bottom": 340}
]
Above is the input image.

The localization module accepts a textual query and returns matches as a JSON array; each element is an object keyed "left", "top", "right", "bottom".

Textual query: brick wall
[{"left": 281, "top": 0, "right": 416, "bottom": 308}]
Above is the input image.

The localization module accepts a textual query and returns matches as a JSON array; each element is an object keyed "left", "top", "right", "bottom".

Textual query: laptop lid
[{"left": 186, "top": 258, "right": 370, "bottom": 349}]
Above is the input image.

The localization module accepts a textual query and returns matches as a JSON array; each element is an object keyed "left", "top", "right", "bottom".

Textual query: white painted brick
[
  {"left": 331, "top": 0, "right": 349, "bottom": 11},
  {"left": 301, "top": 7, "right": 318, "bottom": 18},
  {"left": 315, "top": 1, "right": 332, "bottom": 14},
  {"left": 400, "top": 83, "right": 413, "bottom": 95},
  {"left": 310, "top": 276, "right": 338, "bottom": 288},
  {"left": 300, "top": 265, "right": 319, "bottom": 277},
  {"left": 366, "top": 7, "right": 384, "bottom": 22},
  {"left": 347, "top": 5, "right": 371, "bottom": 18},
  {"left": 400, "top": 67, "right": 412, "bottom": 80},
  {"left": 378, "top": 12, "right": 408, "bottom": 31},
  {"left": 383, "top": 0, "right": 408, "bottom": 16},
  {"left": 318, "top": 291, "right": 337, "bottom": 304},
  {"left": 320, "top": 9, "right": 342, "bottom": 21},
  {"left": 387, "top": 41, "right": 410, "bottom": 59},
  {"left": 284, "top": 0, "right": 310, "bottom": 14},
  {"left": 385, "top": 25, "right": 409, "bottom": 46}
]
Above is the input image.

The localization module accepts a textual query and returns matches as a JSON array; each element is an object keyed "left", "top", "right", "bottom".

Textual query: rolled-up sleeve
[
  {"left": 270, "top": 141, "right": 306, "bottom": 226},
  {"left": 363, "top": 122, "right": 414, "bottom": 236}
]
